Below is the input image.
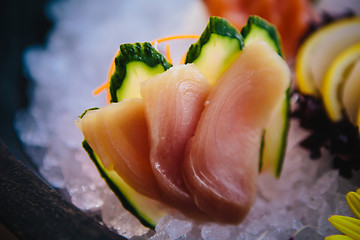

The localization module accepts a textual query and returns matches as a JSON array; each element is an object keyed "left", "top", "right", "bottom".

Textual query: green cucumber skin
[
  {"left": 259, "top": 88, "right": 290, "bottom": 178},
  {"left": 79, "top": 107, "right": 99, "bottom": 119},
  {"left": 185, "top": 16, "right": 244, "bottom": 64},
  {"left": 110, "top": 42, "right": 172, "bottom": 103},
  {"left": 242, "top": 15, "right": 289, "bottom": 178},
  {"left": 275, "top": 88, "right": 291, "bottom": 178},
  {"left": 258, "top": 130, "right": 266, "bottom": 173},
  {"left": 82, "top": 140, "right": 156, "bottom": 229},
  {"left": 241, "top": 15, "right": 283, "bottom": 57}
]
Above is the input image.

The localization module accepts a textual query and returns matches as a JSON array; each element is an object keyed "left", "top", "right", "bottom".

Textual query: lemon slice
[
  {"left": 296, "top": 17, "right": 360, "bottom": 96},
  {"left": 321, "top": 43, "right": 360, "bottom": 122},
  {"left": 343, "top": 59, "right": 360, "bottom": 124}
]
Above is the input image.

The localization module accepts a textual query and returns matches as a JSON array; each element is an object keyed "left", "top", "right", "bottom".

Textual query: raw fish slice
[
  {"left": 77, "top": 108, "right": 116, "bottom": 171},
  {"left": 183, "top": 40, "right": 290, "bottom": 223},
  {"left": 141, "top": 64, "right": 211, "bottom": 210},
  {"left": 76, "top": 99, "right": 162, "bottom": 201}
]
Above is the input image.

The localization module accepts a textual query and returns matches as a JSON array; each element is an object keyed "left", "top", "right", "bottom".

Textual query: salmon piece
[
  {"left": 140, "top": 64, "right": 211, "bottom": 211},
  {"left": 76, "top": 99, "right": 163, "bottom": 201},
  {"left": 182, "top": 40, "right": 290, "bottom": 223}
]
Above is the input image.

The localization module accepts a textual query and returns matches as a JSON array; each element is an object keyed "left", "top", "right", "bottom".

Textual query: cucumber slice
[
  {"left": 241, "top": 16, "right": 283, "bottom": 57},
  {"left": 261, "top": 89, "right": 291, "bottom": 177},
  {"left": 186, "top": 15, "right": 289, "bottom": 177},
  {"left": 241, "top": 16, "right": 290, "bottom": 178},
  {"left": 82, "top": 140, "right": 169, "bottom": 229},
  {"left": 110, "top": 42, "right": 172, "bottom": 102},
  {"left": 84, "top": 43, "right": 173, "bottom": 227},
  {"left": 185, "top": 16, "right": 244, "bottom": 85}
]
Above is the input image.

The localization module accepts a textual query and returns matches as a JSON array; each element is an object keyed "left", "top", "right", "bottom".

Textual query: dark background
[
  {"left": 1, "top": 0, "right": 49, "bottom": 237},
  {"left": 0, "top": 0, "right": 51, "bottom": 170}
]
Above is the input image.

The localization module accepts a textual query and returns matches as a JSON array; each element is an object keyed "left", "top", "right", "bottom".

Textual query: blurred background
[{"left": 1, "top": 0, "right": 51, "bottom": 169}]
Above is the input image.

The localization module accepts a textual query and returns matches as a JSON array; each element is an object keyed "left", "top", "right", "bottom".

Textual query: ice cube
[
  {"left": 15, "top": 110, "right": 49, "bottom": 147},
  {"left": 164, "top": 219, "right": 193, "bottom": 239},
  {"left": 39, "top": 150, "right": 65, "bottom": 188},
  {"left": 337, "top": 176, "right": 358, "bottom": 194},
  {"left": 315, "top": 170, "right": 339, "bottom": 195},
  {"left": 101, "top": 190, "right": 149, "bottom": 238},
  {"left": 66, "top": 178, "right": 104, "bottom": 210},
  {"left": 316, "top": 201, "right": 342, "bottom": 237},
  {"left": 201, "top": 223, "right": 232, "bottom": 240},
  {"left": 148, "top": 230, "right": 169, "bottom": 240},
  {"left": 335, "top": 193, "right": 352, "bottom": 216},
  {"left": 293, "top": 226, "right": 323, "bottom": 240}
]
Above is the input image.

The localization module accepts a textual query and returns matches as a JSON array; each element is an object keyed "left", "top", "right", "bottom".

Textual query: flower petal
[
  {"left": 346, "top": 190, "right": 360, "bottom": 219},
  {"left": 328, "top": 215, "right": 360, "bottom": 239},
  {"left": 325, "top": 235, "right": 354, "bottom": 240}
]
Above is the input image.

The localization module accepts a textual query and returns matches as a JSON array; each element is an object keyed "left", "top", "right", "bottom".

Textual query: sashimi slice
[
  {"left": 76, "top": 99, "right": 163, "bottom": 201},
  {"left": 140, "top": 64, "right": 211, "bottom": 211},
  {"left": 183, "top": 40, "right": 290, "bottom": 223}
]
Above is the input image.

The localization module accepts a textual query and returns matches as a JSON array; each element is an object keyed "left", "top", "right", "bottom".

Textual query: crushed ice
[{"left": 16, "top": 0, "right": 359, "bottom": 239}]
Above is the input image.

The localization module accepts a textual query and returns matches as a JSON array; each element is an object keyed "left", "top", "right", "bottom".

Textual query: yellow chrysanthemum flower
[{"left": 326, "top": 188, "right": 360, "bottom": 240}]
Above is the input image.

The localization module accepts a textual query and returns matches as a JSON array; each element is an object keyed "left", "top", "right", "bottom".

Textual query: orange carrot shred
[
  {"left": 93, "top": 35, "right": 200, "bottom": 104},
  {"left": 165, "top": 44, "right": 172, "bottom": 64},
  {"left": 150, "top": 35, "right": 199, "bottom": 45},
  {"left": 93, "top": 82, "right": 109, "bottom": 96},
  {"left": 179, "top": 52, "right": 188, "bottom": 65}
]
